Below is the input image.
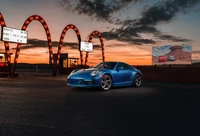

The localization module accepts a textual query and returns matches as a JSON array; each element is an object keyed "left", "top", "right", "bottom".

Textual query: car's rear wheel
[
  {"left": 100, "top": 74, "right": 112, "bottom": 91},
  {"left": 133, "top": 74, "right": 142, "bottom": 87}
]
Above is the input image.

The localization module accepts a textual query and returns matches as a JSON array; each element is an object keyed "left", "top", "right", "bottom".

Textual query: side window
[
  {"left": 124, "top": 64, "right": 133, "bottom": 69},
  {"left": 116, "top": 63, "right": 126, "bottom": 69},
  {"left": 116, "top": 63, "right": 133, "bottom": 70}
]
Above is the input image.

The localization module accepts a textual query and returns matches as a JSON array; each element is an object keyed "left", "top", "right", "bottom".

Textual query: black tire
[
  {"left": 133, "top": 74, "right": 142, "bottom": 87},
  {"left": 100, "top": 74, "right": 112, "bottom": 91}
]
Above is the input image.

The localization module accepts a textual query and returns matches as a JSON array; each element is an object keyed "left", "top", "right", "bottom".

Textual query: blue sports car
[{"left": 67, "top": 61, "right": 143, "bottom": 91}]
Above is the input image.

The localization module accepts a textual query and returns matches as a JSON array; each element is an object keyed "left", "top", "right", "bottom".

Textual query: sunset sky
[{"left": 0, "top": 0, "right": 200, "bottom": 66}]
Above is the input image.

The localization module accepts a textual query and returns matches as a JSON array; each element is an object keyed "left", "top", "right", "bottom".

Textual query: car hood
[{"left": 70, "top": 68, "right": 99, "bottom": 76}]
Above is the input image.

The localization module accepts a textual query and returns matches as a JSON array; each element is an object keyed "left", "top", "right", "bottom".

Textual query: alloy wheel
[
  {"left": 134, "top": 74, "right": 142, "bottom": 87},
  {"left": 101, "top": 74, "right": 112, "bottom": 90}
]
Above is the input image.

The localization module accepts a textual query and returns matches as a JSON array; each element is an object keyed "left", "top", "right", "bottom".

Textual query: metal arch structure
[
  {"left": 84, "top": 31, "right": 105, "bottom": 66},
  {"left": 12, "top": 15, "right": 55, "bottom": 76},
  {"left": 55, "top": 24, "right": 82, "bottom": 75},
  {"left": 0, "top": 13, "right": 106, "bottom": 76},
  {"left": 0, "top": 12, "right": 12, "bottom": 76}
]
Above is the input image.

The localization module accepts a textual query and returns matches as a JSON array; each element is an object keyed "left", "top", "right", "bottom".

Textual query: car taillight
[{"left": 0, "top": 63, "right": 6, "bottom": 67}]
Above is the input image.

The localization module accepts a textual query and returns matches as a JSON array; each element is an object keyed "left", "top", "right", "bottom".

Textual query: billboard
[
  {"left": 80, "top": 41, "right": 93, "bottom": 52},
  {"left": 1, "top": 26, "right": 28, "bottom": 44},
  {"left": 152, "top": 44, "right": 192, "bottom": 65}
]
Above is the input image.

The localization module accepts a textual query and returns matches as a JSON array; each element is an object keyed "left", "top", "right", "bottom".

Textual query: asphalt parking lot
[{"left": 1, "top": 73, "right": 200, "bottom": 136}]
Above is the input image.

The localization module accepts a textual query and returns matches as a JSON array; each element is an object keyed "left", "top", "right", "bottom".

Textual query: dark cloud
[
  {"left": 60, "top": 0, "right": 199, "bottom": 45},
  {"left": 100, "top": 25, "right": 158, "bottom": 44},
  {"left": 11, "top": 38, "right": 79, "bottom": 50},
  {"left": 59, "top": 0, "right": 142, "bottom": 22},
  {"left": 99, "top": 0, "right": 199, "bottom": 44},
  {"left": 135, "top": 0, "right": 200, "bottom": 26},
  {"left": 101, "top": 31, "right": 156, "bottom": 45},
  {"left": 157, "top": 34, "right": 192, "bottom": 42},
  {"left": 11, "top": 38, "right": 101, "bottom": 50}
]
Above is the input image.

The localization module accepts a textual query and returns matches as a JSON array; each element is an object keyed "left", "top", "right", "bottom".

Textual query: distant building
[{"left": 50, "top": 53, "right": 79, "bottom": 69}]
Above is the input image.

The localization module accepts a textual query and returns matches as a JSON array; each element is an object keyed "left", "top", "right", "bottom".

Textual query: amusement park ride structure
[{"left": 0, "top": 12, "right": 105, "bottom": 77}]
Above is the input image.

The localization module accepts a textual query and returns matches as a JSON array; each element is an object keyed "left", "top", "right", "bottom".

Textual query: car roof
[{"left": 103, "top": 61, "right": 127, "bottom": 64}]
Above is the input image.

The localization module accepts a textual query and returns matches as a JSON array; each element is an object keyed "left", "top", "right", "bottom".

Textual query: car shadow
[
  {"left": 70, "top": 87, "right": 103, "bottom": 92},
  {"left": 69, "top": 86, "right": 141, "bottom": 92}
]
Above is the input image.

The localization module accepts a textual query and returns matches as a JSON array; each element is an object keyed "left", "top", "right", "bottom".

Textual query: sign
[
  {"left": 152, "top": 44, "right": 192, "bottom": 65},
  {"left": 80, "top": 41, "right": 93, "bottom": 52},
  {"left": 1, "top": 26, "right": 28, "bottom": 44}
]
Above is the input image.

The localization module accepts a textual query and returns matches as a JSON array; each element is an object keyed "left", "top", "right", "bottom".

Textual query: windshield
[{"left": 93, "top": 62, "right": 117, "bottom": 70}]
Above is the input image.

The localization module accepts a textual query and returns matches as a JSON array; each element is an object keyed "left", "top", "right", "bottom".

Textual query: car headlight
[
  {"left": 91, "top": 70, "right": 99, "bottom": 76},
  {"left": 69, "top": 69, "right": 79, "bottom": 75}
]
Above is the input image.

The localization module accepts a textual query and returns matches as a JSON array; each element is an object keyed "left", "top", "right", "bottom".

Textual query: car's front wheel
[
  {"left": 133, "top": 74, "right": 142, "bottom": 87},
  {"left": 100, "top": 74, "right": 112, "bottom": 91}
]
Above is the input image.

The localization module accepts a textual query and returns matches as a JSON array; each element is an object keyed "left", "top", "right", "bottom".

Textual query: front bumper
[{"left": 67, "top": 76, "right": 101, "bottom": 88}]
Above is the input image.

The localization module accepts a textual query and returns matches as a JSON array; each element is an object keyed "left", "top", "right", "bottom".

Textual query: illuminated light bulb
[
  {"left": 62, "top": 34, "right": 65, "bottom": 37},
  {"left": 66, "top": 26, "right": 70, "bottom": 29},
  {"left": 5, "top": 44, "right": 9, "bottom": 48},
  {"left": 40, "top": 19, "right": 44, "bottom": 23},
  {"left": 64, "top": 29, "right": 67, "bottom": 33},
  {"left": 29, "top": 17, "right": 34, "bottom": 20},
  {"left": 98, "top": 34, "right": 101, "bottom": 37},
  {"left": 70, "top": 25, "right": 73, "bottom": 28},
  {"left": 35, "top": 16, "right": 39, "bottom": 20},
  {"left": 26, "top": 20, "right": 29, "bottom": 24},
  {"left": 95, "top": 31, "right": 98, "bottom": 34},
  {"left": 1, "top": 21, "right": 5, "bottom": 25},
  {"left": 43, "top": 23, "right": 47, "bottom": 27},
  {"left": 18, "top": 44, "right": 21, "bottom": 48},
  {"left": 74, "top": 28, "right": 77, "bottom": 31},
  {"left": 22, "top": 26, "right": 27, "bottom": 29},
  {"left": 76, "top": 32, "right": 80, "bottom": 35},
  {"left": 46, "top": 30, "right": 50, "bottom": 34}
]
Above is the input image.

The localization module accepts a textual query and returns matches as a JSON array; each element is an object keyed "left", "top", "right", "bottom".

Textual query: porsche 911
[{"left": 67, "top": 61, "right": 142, "bottom": 91}]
